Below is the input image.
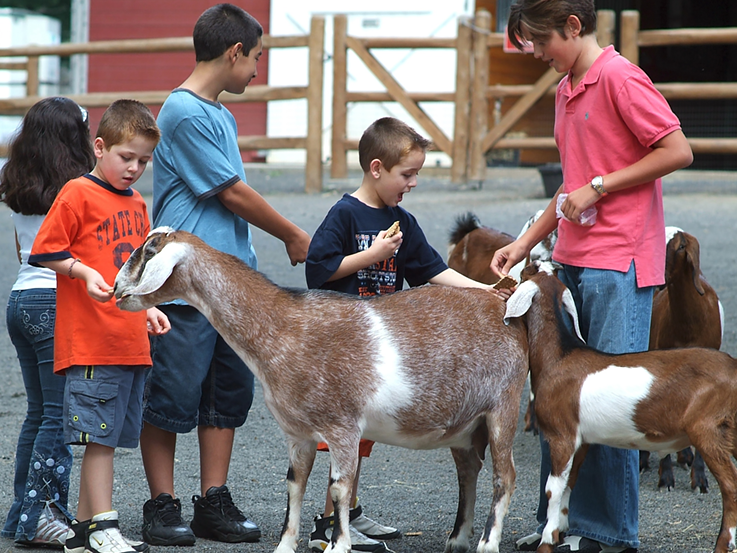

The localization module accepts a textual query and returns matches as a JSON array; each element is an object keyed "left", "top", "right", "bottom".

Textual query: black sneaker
[
  {"left": 142, "top": 493, "right": 196, "bottom": 546},
  {"left": 65, "top": 519, "right": 150, "bottom": 553},
  {"left": 190, "top": 485, "right": 260, "bottom": 543}
]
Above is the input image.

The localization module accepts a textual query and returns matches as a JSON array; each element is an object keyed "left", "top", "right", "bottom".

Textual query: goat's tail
[{"left": 449, "top": 212, "right": 483, "bottom": 247}]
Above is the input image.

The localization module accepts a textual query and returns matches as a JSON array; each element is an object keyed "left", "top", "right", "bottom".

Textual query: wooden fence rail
[
  {"left": 0, "top": 18, "right": 325, "bottom": 193},
  {"left": 1, "top": 10, "right": 736, "bottom": 190}
]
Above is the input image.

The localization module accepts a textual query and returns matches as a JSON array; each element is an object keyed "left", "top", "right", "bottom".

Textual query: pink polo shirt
[{"left": 552, "top": 46, "right": 681, "bottom": 288}]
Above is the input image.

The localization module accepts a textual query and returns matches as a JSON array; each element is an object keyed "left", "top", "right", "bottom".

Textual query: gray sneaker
[{"left": 349, "top": 506, "right": 400, "bottom": 540}]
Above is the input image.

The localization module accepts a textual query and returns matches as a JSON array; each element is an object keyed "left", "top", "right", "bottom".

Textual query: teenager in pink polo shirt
[{"left": 492, "top": 2, "right": 693, "bottom": 553}]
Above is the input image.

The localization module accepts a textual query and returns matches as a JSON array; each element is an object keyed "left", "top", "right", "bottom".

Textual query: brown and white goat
[
  {"left": 503, "top": 262, "right": 737, "bottom": 553},
  {"left": 448, "top": 211, "right": 558, "bottom": 433},
  {"left": 643, "top": 227, "right": 724, "bottom": 493},
  {"left": 114, "top": 228, "right": 530, "bottom": 553}
]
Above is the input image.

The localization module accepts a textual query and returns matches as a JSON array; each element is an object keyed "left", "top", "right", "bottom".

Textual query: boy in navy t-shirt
[{"left": 305, "top": 117, "right": 508, "bottom": 552}]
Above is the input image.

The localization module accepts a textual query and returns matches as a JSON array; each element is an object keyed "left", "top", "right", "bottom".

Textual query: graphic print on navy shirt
[{"left": 355, "top": 230, "right": 398, "bottom": 296}]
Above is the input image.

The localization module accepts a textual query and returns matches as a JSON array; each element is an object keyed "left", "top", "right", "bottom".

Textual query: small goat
[
  {"left": 643, "top": 227, "right": 724, "bottom": 493},
  {"left": 448, "top": 211, "right": 557, "bottom": 433},
  {"left": 504, "top": 262, "right": 737, "bottom": 553},
  {"left": 114, "top": 228, "right": 530, "bottom": 553},
  {"left": 447, "top": 212, "right": 515, "bottom": 284}
]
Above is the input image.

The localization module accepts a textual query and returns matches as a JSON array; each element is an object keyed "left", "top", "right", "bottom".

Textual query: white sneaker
[
  {"left": 349, "top": 506, "right": 401, "bottom": 540},
  {"left": 85, "top": 511, "right": 135, "bottom": 553},
  {"left": 16, "top": 501, "right": 71, "bottom": 548}
]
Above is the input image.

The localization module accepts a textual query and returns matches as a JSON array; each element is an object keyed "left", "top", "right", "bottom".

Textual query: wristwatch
[{"left": 590, "top": 175, "right": 608, "bottom": 196}]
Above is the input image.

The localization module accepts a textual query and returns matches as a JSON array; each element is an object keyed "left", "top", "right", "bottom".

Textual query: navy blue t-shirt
[{"left": 306, "top": 194, "right": 447, "bottom": 296}]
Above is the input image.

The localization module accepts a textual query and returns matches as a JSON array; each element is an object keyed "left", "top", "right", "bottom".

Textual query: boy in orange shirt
[{"left": 29, "top": 99, "right": 170, "bottom": 553}]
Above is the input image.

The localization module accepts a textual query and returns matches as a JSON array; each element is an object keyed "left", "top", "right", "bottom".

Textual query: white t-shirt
[{"left": 11, "top": 212, "right": 56, "bottom": 290}]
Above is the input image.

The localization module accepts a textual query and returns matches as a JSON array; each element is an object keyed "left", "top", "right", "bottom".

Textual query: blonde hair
[
  {"left": 358, "top": 117, "right": 431, "bottom": 173},
  {"left": 96, "top": 99, "right": 160, "bottom": 149}
]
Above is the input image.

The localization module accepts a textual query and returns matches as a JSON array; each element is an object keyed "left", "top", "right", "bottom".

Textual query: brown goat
[
  {"left": 114, "top": 228, "right": 530, "bottom": 553},
  {"left": 643, "top": 228, "right": 723, "bottom": 493},
  {"left": 447, "top": 212, "right": 515, "bottom": 284},
  {"left": 504, "top": 262, "right": 737, "bottom": 553}
]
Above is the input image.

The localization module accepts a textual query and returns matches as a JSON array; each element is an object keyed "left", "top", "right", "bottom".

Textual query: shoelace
[
  {"left": 210, "top": 490, "right": 246, "bottom": 522},
  {"left": 157, "top": 498, "right": 185, "bottom": 526}
]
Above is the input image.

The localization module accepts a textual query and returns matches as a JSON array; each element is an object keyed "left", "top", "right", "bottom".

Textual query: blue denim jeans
[
  {"left": 144, "top": 304, "right": 255, "bottom": 433},
  {"left": 2, "top": 289, "right": 73, "bottom": 541},
  {"left": 534, "top": 262, "right": 654, "bottom": 549}
]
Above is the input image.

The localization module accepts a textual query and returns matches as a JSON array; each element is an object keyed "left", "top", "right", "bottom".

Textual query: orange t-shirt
[{"left": 29, "top": 175, "right": 151, "bottom": 373}]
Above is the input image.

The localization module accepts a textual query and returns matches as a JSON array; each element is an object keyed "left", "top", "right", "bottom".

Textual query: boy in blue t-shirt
[{"left": 305, "top": 116, "right": 509, "bottom": 552}]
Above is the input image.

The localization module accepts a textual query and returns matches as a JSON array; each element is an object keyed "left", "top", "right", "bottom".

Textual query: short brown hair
[
  {"left": 96, "top": 99, "right": 160, "bottom": 149},
  {"left": 358, "top": 117, "right": 431, "bottom": 173},
  {"left": 508, "top": 0, "right": 597, "bottom": 51}
]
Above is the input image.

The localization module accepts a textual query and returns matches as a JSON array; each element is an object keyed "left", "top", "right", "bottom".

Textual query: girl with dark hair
[{"left": 0, "top": 96, "right": 94, "bottom": 547}]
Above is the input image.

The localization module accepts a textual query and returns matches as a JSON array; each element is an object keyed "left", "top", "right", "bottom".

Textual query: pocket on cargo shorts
[{"left": 67, "top": 380, "right": 117, "bottom": 438}]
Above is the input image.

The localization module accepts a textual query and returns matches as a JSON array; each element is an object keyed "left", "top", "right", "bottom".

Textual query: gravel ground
[{"left": 0, "top": 166, "right": 735, "bottom": 553}]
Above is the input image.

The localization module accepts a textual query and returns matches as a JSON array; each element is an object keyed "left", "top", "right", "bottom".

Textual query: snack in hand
[
  {"left": 492, "top": 275, "right": 518, "bottom": 290},
  {"left": 384, "top": 221, "right": 401, "bottom": 238}
]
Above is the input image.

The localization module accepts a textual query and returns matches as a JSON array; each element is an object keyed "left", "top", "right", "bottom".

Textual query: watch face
[{"left": 592, "top": 176, "right": 603, "bottom": 186}]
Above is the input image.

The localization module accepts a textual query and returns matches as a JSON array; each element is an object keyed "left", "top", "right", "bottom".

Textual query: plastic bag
[{"left": 556, "top": 193, "right": 597, "bottom": 226}]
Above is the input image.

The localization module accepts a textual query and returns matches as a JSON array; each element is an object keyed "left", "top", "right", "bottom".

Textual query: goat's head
[
  {"left": 503, "top": 261, "right": 584, "bottom": 341},
  {"left": 666, "top": 229, "right": 705, "bottom": 295},
  {"left": 114, "top": 226, "right": 193, "bottom": 312}
]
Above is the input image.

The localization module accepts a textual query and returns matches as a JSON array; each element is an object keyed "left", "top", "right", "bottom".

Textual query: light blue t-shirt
[{"left": 152, "top": 88, "right": 257, "bottom": 270}]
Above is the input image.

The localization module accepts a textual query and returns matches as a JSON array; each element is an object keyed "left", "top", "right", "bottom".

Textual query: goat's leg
[
  {"left": 275, "top": 439, "right": 317, "bottom": 553},
  {"left": 324, "top": 438, "right": 360, "bottom": 553},
  {"left": 658, "top": 454, "right": 676, "bottom": 491},
  {"left": 537, "top": 440, "right": 577, "bottom": 553},
  {"left": 558, "top": 444, "right": 589, "bottom": 534},
  {"left": 446, "top": 444, "right": 483, "bottom": 553},
  {"left": 690, "top": 445, "right": 737, "bottom": 553},
  {"left": 677, "top": 446, "right": 695, "bottom": 468},
  {"left": 475, "top": 394, "right": 523, "bottom": 553},
  {"left": 690, "top": 450, "right": 709, "bottom": 493}
]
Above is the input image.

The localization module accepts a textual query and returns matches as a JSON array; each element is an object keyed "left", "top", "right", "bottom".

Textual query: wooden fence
[
  {"left": 1, "top": 11, "right": 736, "bottom": 191},
  {"left": 0, "top": 16, "right": 325, "bottom": 193}
]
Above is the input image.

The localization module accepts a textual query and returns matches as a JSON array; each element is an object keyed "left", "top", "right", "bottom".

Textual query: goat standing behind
[
  {"left": 114, "top": 228, "right": 530, "bottom": 553},
  {"left": 644, "top": 228, "right": 724, "bottom": 493},
  {"left": 504, "top": 262, "right": 737, "bottom": 553}
]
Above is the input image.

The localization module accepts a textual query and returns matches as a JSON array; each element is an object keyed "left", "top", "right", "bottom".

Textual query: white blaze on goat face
[{"left": 578, "top": 366, "right": 653, "bottom": 448}]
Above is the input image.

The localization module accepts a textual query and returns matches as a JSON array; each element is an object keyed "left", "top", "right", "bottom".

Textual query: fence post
[
  {"left": 451, "top": 15, "right": 472, "bottom": 184},
  {"left": 305, "top": 15, "right": 325, "bottom": 193},
  {"left": 469, "top": 9, "right": 491, "bottom": 183},
  {"left": 620, "top": 10, "right": 640, "bottom": 65},
  {"left": 597, "top": 10, "right": 615, "bottom": 47},
  {"left": 331, "top": 14, "right": 348, "bottom": 179},
  {"left": 25, "top": 56, "right": 39, "bottom": 97}
]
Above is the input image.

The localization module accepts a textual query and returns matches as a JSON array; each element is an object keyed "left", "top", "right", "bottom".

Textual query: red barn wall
[{"left": 87, "top": 0, "right": 270, "bottom": 162}]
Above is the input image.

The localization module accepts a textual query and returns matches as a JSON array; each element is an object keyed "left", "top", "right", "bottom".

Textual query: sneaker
[
  {"left": 349, "top": 505, "right": 400, "bottom": 540},
  {"left": 554, "top": 535, "right": 638, "bottom": 553},
  {"left": 515, "top": 532, "right": 542, "bottom": 551},
  {"left": 65, "top": 519, "right": 149, "bottom": 553},
  {"left": 190, "top": 485, "right": 260, "bottom": 543},
  {"left": 309, "top": 514, "right": 388, "bottom": 553},
  {"left": 85, "top": 511, "right": 136, "bottom": 553},
  {"left": 16, "top": 502, "right": 70, "bottom": 549},
  {"left": 142, "top": 493, "right": 195, "bottom": 546}
]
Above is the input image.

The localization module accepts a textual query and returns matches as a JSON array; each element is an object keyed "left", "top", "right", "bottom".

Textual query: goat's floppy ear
[
  {"left": 504, "top": 279, "right": 539, "bottom": 324},
  {"left": 561, "top": 288, "right": 584, "bottom": 342},
  {"left": 126, "top": 242, "right": 188, "bottom": 296}
]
